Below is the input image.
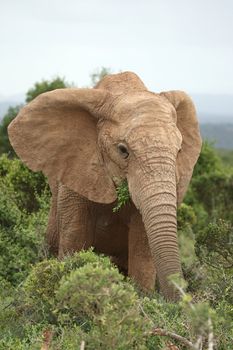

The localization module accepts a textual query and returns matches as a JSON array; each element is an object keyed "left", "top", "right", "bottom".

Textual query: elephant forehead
[
  {"left": 126, "top": 125, "right": 182, "bottom": 152},
  {"left": 111, "top": 92, "right": 175, "bottom": 123}
]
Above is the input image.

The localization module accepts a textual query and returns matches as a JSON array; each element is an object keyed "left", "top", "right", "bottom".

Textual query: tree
[
  {"left": 90, "top": 67, "right": 112, "bottom": 87},
  {"left": 0, "top": 105, "right": 22, "bottom": 157},
  {"left": 192, "top": 141, "right": 221, "bottom": 177},
  {"left": 26, "top": 76, "right": 69, "bottom": 102}
]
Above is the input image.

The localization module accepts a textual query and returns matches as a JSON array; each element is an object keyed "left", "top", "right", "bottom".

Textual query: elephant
[{"left": 8, "top": 72, "right": 202, "bottom": 301}]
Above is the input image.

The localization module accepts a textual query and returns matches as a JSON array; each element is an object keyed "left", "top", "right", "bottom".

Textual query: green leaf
[{"left": 113, "top": 180, "right": 130, "bottom": 212}]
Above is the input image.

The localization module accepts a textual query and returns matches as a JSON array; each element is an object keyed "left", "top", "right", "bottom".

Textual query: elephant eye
[{"left": 117, "top": 143, "right": 129, "bottom": 159}]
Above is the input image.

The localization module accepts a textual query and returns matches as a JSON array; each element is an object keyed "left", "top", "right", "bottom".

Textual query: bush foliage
[
  {"left": 0, "top": 105, "right": 22, "bottom": 157},
  {"left": 0, "top": 137, "right": 232, "bottom": 349},
  {"left": 0, "top": 155, "right": 49, "bottom": 285}
]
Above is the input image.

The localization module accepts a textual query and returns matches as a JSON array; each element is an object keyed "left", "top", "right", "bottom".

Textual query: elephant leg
[
  {"left": 57, "top": 183, "right": 95, "bottom": 257},
  {"left": 128, "top": 211, "right": 156, "bottom": 290}
]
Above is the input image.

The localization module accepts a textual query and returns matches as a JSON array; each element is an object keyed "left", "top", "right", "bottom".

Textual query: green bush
[
  {"left": 191, "top": 170, "right": 233, "bottom": 220},
  {"left": 0, "top": 192, "right": 49, "bottom": 285},
  {"left": 56, "top": 264, "right": 147, "bottom": 349},
  {"left": 1, "top": 250, "right": 233, "bottom": 349},
  {"left": 0, "top": 154, "right": 47, "bottom": 213},
  {"left": 0, "top": 155, "right": 49, "bottom": 285},
  {"left": 0, "top": 105, "right": 22, "bottom": 157},
  {"left": 192, "top": 141, "right": 221, "bottom": 177},
  {"left": 22, "top": 259, "right": 65, "bottom": 324},
  {"left": 195, "top": 219, "right": 233, "bottom": 269},
  {"left": 177, "top": 203, "right": 196, "bottom": 230},
  {"left": 63, "top": 249, "right": 113, "bottom": 272},
  {"left": 20, "top": 250, "right": 112, "bottom": 323},
  {"left": 0, "top": 181, "right": 22, "bottom": 228},
  {"left": 1, "top": 251, "right": 149, "bottom": 349},
  {"left": 186, "top": 141, "right": 233, "bottom": 222}
]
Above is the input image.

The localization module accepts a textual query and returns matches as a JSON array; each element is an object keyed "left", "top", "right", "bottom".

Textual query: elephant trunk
[{"left": 128, "top": 156, "right": 182, "bottom": 301}]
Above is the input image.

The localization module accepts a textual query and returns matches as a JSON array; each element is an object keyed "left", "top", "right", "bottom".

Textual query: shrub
[
  {"left": 0, "top": 154, "right": 47, "bottom": 213},
  {"left": 22, "top": 259, "right": 65, "bottom": 324},
  {"left": 195, "top": 219, "right": 233, "bottom": 269},
  {"left": 0, "top": 194, "right": 49, "bottom": 285},
  {"left": 63, "top": 249, "right": 113, "bottom": 272},
  {"left": 2, "top": 251, "right": 148, "bottom": 349},
  {"left": 191, "top": 170, "right": 233, "bottom": 220},
  {"left": 177, "top": 203, "right": 196, "bottom": 230},
  {"left": 0, "top": 105, "right": 22, "bottom": 157},
  {"left": 56, "top": 263, "right": 147, "bottom": 349},
  {"left": 0, "top": 168, "right": 49, "bottom": 285},
  {"left": 1, "top": 250, "right": 233, "bottom": 349},
  {"left": 192, "top": 141, "right": 221, "bottom": 177},
  {"left": 0, "top": 155, "right": 49, "bottom": 285}
]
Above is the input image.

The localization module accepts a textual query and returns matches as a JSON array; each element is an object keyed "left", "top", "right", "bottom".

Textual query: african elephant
[{"left": 8, "top": 72, "right": 202, "bottom": 300}]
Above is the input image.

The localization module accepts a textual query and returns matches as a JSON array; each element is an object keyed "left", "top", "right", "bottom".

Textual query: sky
[{"left": 1, "top": 0, "right": 233, "bottom": 100}]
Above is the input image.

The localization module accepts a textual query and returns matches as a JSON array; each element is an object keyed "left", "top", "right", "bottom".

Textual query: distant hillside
[
  {"left": 0, "top": 101, "right": 15, "bottom": 120},
  {"left": 191, "top": 94, "right": 233, "bottom": 123},
  {"left": 200, "top": 123, "right": 233, "bottom": 149},
  {"left": 0, "top": 94, "right": 24, "bottom": 121}
]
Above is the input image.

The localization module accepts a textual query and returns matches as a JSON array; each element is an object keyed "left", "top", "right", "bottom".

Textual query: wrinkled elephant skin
[{"left": 8, "top": 72, "right": 202, "bottom": 300}]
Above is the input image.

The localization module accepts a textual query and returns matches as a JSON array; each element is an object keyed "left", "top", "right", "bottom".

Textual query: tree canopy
[{"left": 25, "top": 76, "right": 69, "bottom": 103}]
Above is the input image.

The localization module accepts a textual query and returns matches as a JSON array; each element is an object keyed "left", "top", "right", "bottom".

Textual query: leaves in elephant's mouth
[{"left": 113, "top": 180, "right": 130, "bottom": 212}]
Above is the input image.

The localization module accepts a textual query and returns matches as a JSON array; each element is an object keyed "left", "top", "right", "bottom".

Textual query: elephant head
[{"left": 8, "top": 72, "right": 202, "bottom": 300}]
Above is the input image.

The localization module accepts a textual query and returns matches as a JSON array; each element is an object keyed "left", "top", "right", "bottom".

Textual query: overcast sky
[{"left": 1, "top": 0, "right": 233, "bottom": 98}]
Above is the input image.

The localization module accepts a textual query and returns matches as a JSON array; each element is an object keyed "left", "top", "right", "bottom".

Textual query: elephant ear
[
  {"left": 8, "top": 88, "right": 116, "bottom": 204},
  {"left": 160, "top": 91, "right": 202, "bottom": 205}
]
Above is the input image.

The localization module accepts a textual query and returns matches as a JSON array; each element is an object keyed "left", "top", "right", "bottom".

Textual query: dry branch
[
  {"left": 40, "top": 329, "right": 53, "bottom": 350},
  {"left": 152, "top": 327, "right": 196, "bottom": 349},
  {"left": 80, "top": 340, "right": 85, "bottom": 350}
]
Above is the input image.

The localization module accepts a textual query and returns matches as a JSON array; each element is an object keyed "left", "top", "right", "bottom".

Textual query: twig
[
  {"left": 194, "top": 335, "right": 203, "bottom": 350},
  {"left": 166, "top": 341, "right": 180, "bottom": 349},
  {"left": 171, "top": 280, "right": 195, "bottom": 311},
  {"left": 208, "top": 317, "right": 214, "bottom": 350},
  {"left": 139, "top": 302, "right": 168, "bottom": 328},
  {"left": 152, "top": 327, "right": 196, "bottom": 350},
  {"left": 139, "top": 303, "right": 154, "bottom": 322},
  {"left": 171, "top": 280, "right": 215, "bottom": 350},
  {"left": 80, "top": 340, "right": 85, "bottom": 350},
  {"left": 41, "top": 329, "right": 53, "bottom": 350}
]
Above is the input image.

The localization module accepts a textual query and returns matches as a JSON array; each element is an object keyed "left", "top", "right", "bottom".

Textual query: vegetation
[
  {"left": 25, "top": 76, "right": 70, "bottom": 103},
  {"left": 113, "top": 179, "right": 130, "bottom": 212},
  {"left": 0, "top": 75, "right": 232, "bottom": 348},
  {"left": 217, "top": 148, "right": 233, "bottom": 167},
  {"left": 90, "top": 66, "right": 112, "bottom": 87},
  {"left": 0, "top": 105, "right": 22, "bottom": 157}
]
